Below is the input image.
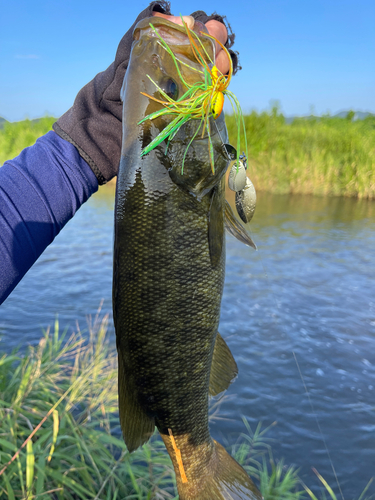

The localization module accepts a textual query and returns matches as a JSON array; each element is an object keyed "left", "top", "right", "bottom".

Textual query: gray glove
[{"left": 53, "top": 2, "right": 239, "bottom": 185}]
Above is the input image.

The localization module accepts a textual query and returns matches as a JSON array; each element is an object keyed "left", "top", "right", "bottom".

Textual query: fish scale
[
  {"left": 116, "top": 166, "right": 223, "bottom": 431},
  {"left": 114, "top": 16, "right": 261, "bottom": 500}
]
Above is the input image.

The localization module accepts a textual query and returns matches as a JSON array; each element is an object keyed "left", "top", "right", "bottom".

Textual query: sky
[{"left": 1, "top": 0, "right": 374, "bottom": 122}]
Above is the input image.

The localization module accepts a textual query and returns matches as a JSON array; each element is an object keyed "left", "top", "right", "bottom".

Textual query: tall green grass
[
  {"left": 0, "top": 313, "right": 177, "bottom": 499},
  {"left": 0, "top": 117, "right": 55, "bottom": 166},
  {"left": 1, "top": 111, "right": 374, "bottom": 198},
  {"left": 0, "top": 313, "right": 304, "bottom": 500},
  {"left": 0, "top": 314, "right": 373, "bottom": 499},
  {"left": 226, "top": 108, "right": 375, "bottom": 199}
]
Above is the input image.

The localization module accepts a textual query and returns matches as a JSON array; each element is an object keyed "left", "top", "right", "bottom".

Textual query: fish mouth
[
  {"left": 134, "top": 16, "right": 209, "bottom": 45},
  {"left": 133, "top": 16, "right": 214, "bottom": 87},
  {"left": 125, "top": 15, "right": 229, "bottom": 169}
]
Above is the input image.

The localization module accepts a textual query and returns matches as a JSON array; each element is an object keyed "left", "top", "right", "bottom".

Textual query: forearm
[{"left": 0, "top": 131, "right": 98, "bottom": 304}]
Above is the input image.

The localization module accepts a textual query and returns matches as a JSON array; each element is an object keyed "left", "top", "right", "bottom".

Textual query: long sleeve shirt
[{"left": 0, "top": 131, "right": 98, "bottom": 304}]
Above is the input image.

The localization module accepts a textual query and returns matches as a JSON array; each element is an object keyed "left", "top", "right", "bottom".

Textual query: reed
[
  {"left": 1, "top": 112, "right": 374, "bottom": 199},
  {"left": 0, "top": 313, "right": 176, "bottom": 499},
  {"left": 1, "top": 314, "right": 373, "bottom": 499},
  {"left": 0, "top": 117, "right": 55, "bottom": 166},
  {"left": 303, "top": 469, "right": 374, "bottom": 500},
  {"left": 226, "top": 108, "right": 375, "bottom": 199}
]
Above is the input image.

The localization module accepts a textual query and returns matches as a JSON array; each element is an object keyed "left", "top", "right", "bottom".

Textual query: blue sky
[{"left": 1, "top": 0, "right": 374, "bottom": 121}]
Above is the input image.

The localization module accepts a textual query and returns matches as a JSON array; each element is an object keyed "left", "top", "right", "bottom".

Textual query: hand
[
  {"left": 53, "top": 4, "right": 236, "bottom": 185},
  {"left": 153, "top": 13, "right": 230, "bottom": 75}
]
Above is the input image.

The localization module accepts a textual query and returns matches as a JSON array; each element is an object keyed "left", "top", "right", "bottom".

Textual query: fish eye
[{"left": 159, "top": 77, "right": 179, "bottom": 100}]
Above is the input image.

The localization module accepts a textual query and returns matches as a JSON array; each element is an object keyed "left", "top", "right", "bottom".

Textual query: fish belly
[{"left": 114, "top": 161, "right": 225, "bottom": 447}]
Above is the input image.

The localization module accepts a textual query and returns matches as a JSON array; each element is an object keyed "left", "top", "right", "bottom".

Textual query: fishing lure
[{"left": 138, "top": 18, "right": 248, "bottom": 174}]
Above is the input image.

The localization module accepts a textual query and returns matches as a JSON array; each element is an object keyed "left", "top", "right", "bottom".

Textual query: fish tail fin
[
  {"left": 163, "top": 434, "right": 262, "bottom": 500},
  {"left": 192, "top": 439, "right": 262, "bottom": 500}
]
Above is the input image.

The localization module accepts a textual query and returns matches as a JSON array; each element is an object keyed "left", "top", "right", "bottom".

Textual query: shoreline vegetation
[
  {"left": 0, "top": 316, "right": 373, "bottom": 499},
  {"left": 0, "top": 109, "right": 374, "bottom": 199}
]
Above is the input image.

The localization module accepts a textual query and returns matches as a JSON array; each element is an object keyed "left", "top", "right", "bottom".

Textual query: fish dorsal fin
[
  {"left": 208, "top": 187, "right": 224, "bottom": 267},
  {"left": 224, "top": 200, "right": 257, "bottom": 250},
  {"left": 117, "top": 348, "right": 155, "bottom": 452},
  {"left": 209, "top": 332, "right": 238, "bottom": 396}
]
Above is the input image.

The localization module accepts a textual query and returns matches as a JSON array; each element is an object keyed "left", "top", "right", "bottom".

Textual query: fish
[{"left": 113, "top": 16, "right": 262, "bottom": 500}]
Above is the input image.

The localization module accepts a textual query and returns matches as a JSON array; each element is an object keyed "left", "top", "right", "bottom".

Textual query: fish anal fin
[
  {"left": 209, "top": 332, "right": 238, "bottom": 397},
  {"left": 118, "top": 349, "right": 155, "bottom": 452}
]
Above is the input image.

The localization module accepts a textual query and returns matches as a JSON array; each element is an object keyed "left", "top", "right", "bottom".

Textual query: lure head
[
  {"left": 210, "top": 90, "right": 225, "bottom": 120},
  {"left": 209, "top": 66, "right": 225, "bottom": 119}
]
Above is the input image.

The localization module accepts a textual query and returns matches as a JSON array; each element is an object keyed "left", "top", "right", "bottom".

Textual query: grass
[
  {"left": 0, "top": 313, "right": 176, "bottom": 499},
  {"left": 226, "top": 107, "right": 375, "bottom": 199},
  {"left": 1, "top": 110, "right": 374, "bottom": 199},
  {"left": 303, "top": 469, "right": 374, "bottom": 500},
  {"left": 0, "top": 313, "right": 373, "bottom": 499},
  {"left": 0, "top": 117, "right": 55, "bottom": 166}
]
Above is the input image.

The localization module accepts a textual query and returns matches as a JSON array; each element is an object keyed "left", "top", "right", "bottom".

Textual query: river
[{"left": 1, "top": 185, "right": 374, "bottom": 497}]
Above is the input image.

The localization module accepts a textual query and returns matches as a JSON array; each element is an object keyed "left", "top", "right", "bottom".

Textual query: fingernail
[{"left": 181, "top": 16, "right": 195, "bottom": 29}]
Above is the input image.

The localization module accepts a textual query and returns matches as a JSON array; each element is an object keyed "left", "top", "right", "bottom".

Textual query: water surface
[{"left": 1, "top": 187, "right": 374, "bottom": 497}]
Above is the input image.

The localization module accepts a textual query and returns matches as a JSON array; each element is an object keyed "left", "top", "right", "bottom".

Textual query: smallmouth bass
[{"left": 113, "top": 17, "right": 261, "bottom": 500}]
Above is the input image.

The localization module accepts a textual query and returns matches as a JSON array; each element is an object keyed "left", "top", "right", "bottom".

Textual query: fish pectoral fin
[
  {"left": 224, "top": 201, "right": 257, "bottom": 250},
  {"left": 209, "top": 332, "right": 238, "bottom": 397},
  {"left": 118, "top": 349, "right": 155, "bottom": 452}
]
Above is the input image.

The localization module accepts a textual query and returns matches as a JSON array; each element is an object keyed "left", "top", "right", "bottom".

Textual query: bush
[
  {"left": 226, "top": 110, "right": 375, "bottom": 198},
  {"left": 0, "top": 117, "right": 55, "bottom": 166}
]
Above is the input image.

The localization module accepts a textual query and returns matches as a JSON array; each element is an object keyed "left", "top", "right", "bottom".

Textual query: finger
[
  {"left": 152, "top": 13, "right": 230, "bottom": 75},
  {"left": 205, "top": 20, "right": 228, "bottom": 48},
  {"left": 215, "top": 49, "right": 231, "bottom": 75},
  {"left": 204, "top": 20, "right": 229, "bottom": 74},
  {"left": 152, "top": 12, "right": 195, "bottom": 29}
]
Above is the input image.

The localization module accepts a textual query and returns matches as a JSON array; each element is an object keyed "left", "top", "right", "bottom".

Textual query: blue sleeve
[{"left": 0, "top": 131, "right": 99, "bottom": 304}]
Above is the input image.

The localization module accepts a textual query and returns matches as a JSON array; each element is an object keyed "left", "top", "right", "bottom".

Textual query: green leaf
[
  {"left": 2, "top": 473, "right": 16, "bottom": 500},
  {"left": 47, "top": 409, "right": 59, "bottom": 462},
  {"left": 0, "top": 354, "right": 19, "bottom": 368},
  {"left": 0, "top": 438, "right": 18, "bottom": 451},
  {"left": 48, "top": 469, "right": 96, "bottom": 499},
  {"left": 26, "top": 438, "right": 35, "bottom": 494},
  {"left": 312, "top": 469, "right": 338, "bottom": 500},
  {"left": 15, "top": 362, "right": 33, "bottom": 401},
  {"left": 358, "top": 477, "right": 374, "bottom": 500},
  {"left": 35, "top": 454, "right": 46, "bottom": 496},
  {"left": 302, "top": 482, "right": 319, "bottom": 500}
]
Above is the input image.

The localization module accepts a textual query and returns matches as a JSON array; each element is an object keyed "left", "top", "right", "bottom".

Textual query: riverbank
[
  {"left": 1, "top": 111, "right": 374, "bottom": 199},
  {"left": 226, "top": 109, "right": 375, "bottom": 199},
  {"left": 1, "top": 316, "right": 372, "bottom": 499}
]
